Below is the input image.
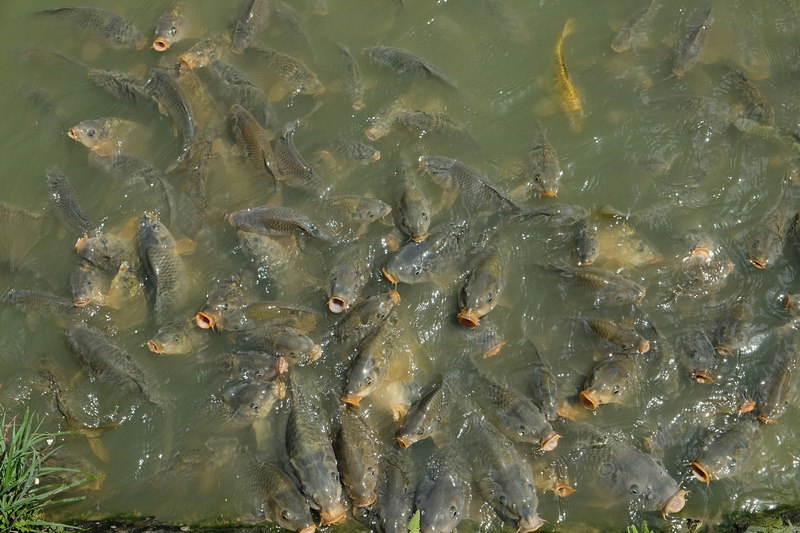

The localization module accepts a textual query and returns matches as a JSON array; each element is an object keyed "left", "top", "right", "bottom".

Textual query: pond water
[{"left": 2, "top": 0, "right": 800, "bottom": 532}]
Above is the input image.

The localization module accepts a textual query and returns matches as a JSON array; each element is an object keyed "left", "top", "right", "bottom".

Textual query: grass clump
[
  {"left": 1, "top": 408, "right": 92, "bottom": 532},
  {"left": 627, "top": 521, "right": 652, "bottom": 533}
]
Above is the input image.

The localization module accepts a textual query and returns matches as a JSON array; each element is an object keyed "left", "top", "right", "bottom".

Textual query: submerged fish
[
  {"left": 757, "top": 346, "right": 799, "bottom": 424},
  {"left": 336, "top": 291, "right": 401, "bottom": 345},
  {"left": 337, "top": 43, "right": 365, "bottom": 110},
  {"left": 149, "top": 68, "right": 195, "bottom": 170},
  {"left": 273, "top": 122, "right": 326, "bottom": 194},
  {"left": 228, "top": 205, "right": 330, "bottom": 241},
  {"left": 341, "top": 328, "right": 391, "bottom": 406},
  {"left": 457, "top": 249, "right": 504, "bottom": 327},
  {"left": 153, "top": 0, "right": 192, "bottom": 52},
  {"left": 524, "top": 122, "right": 561, "bottom": 197},
  {"left": 363, "top": 46, "right": 457, "bottom": 88},
  {"left": 335, "top": 406, "right": 381, "bottom": 507},
  {"left": 248, "top": 47, "right": 324, "bottom": 96},
  {"left": 382, "top": 222, "right": 468, "bottom": 285},
  {"left": 420, "top": 156, "right": 521, "bottom": 214},
  {"left": 580, "top": 353, "right": 638, "bottom": 410},
  {"left": 548, "top": 264, "right": 645, "bottom": 307},
  {"left": 397, "top": 373, "right": 455, "bottom": 449},
  {"left": 673, "top": 5, "right": 713, "bottom": 78},
  {"left": 375, "top": 448, "right": 415, "bottom": 533},
  {"left": 747, "top": 193, "right": 793, "bottom": 269},
  {"left": 326, "top": 242, "right": 369, "bottom": 313},
  {"left": 223, "top": 379, "right": 285, "bottom": 426},
  {"left": 611, "top": 0, "right": 656, "bottom": 52},
  {"left": 691, "top": 418, "right": 760, "bottom": 484},
  {"left": 397, "top": 175, "right": 432, "bottom": 243},
  {"left": 678, "top": 330, "right": 717, "bottom": 384},
  {"left": 214, "top": 62, "right": 277, "bottom": 131},
  {"left": 39, "top": 7, "right": 146, "bottom": 50},
  {"left": 714, "top": 292, "right": 753, "bottom": 357},
  {"left": 553, "top": 18, "right": 583, "bottom": 132},
  {"left": 88, "top": 69, "right": 154, "bottom": 105},
  {"left": 580, "top": 317, "right": 650, "bottom": 354},
  {"left": 46, "top": 166, "right": 97, "bottom": 236},
  {"left": 230, "top": 103, "right": 278, "bottom": 179},
  {"left": 529, "top": 342, "right": 559, "bottom": 421},
  {"left": 231, "top": 0, "right": 272, "bottom": 53}
]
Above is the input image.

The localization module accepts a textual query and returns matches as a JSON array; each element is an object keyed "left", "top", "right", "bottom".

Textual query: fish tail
[{"left": 561, "top": 17, "right": 577, "bottom": 40}]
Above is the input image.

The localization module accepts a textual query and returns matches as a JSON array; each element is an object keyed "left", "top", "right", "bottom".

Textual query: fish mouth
[
  {"left": 457, "top": 309, "right": 480, "bottom": 328},
  {"left": 541, "top": 190, "right": 558, "bottom": 198},
  {"left": 277, "top": 356, "right": 288, "bottom": 374},
  {"left": 352, "top": 101, "right": 365, "bottom": 111},
  {"left": 715, "top": 345, "right": 732, "bottom": 357},
  {"left": 690, "top": 247, "right": 712, "bottom": 261},
  {"left": 691, "top": 460, "right": 711, "bottom": 484},
  {"left": 539, "top": 433, "right": 560, "bottom": 451},
  {"left": 638, "top": 340, "right": 650, "bottom": 353},
  {"left": 327, "top": 296, "right": 348, "bottom": 313},
  {"left": 749, "top": 257, "right": 766, "bottom": 269},
  {"left": 757, "top": 409, "right": 776, "bottom": 424},
  {"left": 553, "top": 483, "right": 575, "bottom": 498},
  {"left": 579, "top": 390, "right": 599, "bottom": 410},
  {"left": 387, "top": 289, "right": 401, "bottom": 305},
  {"left": 672, "top": 69, "right": 685, "bottom": 78},
  {"left": 297, "top": 526, "right": 316, "bottom": 533},
  {"left": 662, "top": 489, "right": 687, "bottom": 515},
  {"left": 364, "top": 128, "right": 379, "bottom": 141},
  {"left": 319, "top": 505, "right": 346, "bottom": 525},
  {"left": 636, "top": 289, "right": 646, "bottom": 303},
  {"left": 396, "top": 435, "right": 412, "bottom": 449},
  {"left": 75, "top": 234, "right": 88, "bottom": 252},
  {"left": 786, "top": 294, "right": 800, "bottom": 310},
  {"left": 692, "top": 370, "right": 712, "bottom": 384},
  {"left": 135, "top": 38, "right": 148, "bottom": 51},
  {"left": 737, "top": 400, "right": 756, "bottom": 414},
  {"left": 73, "top": 298, "right": 91, "bottom": 307},
  {"left": 370, "top": 150, "right": 381, "bottom": 162},
  {"left": 481, "top": 340, "right": 506, "bottom": 359},
  {"left": 152, "top": 39, "right": 169, "bottom": 52},
  {"left": 410, "top": 232, "right": 428, "bottom": 242},
  {"left": 340, "top": 393, "right": 361, "bottom": 407},
  {"left": 381, "top": 267, "right": 398, "bottom": 284},
  {"left": 517, "top": 514, "right": 544, "bottom": 533},
  {"left": 194, "top": 311, "right": 216, "bottom": 330},
  {"left": 147, "top": 339, "right": 164, "bottom": 354},
  {"left": 353, "top": 492, "right": 377, "bottom": 507},
  {"left": 178, "top": 54, "right": 194, "bottom": 71},
  {"left": 310, "top": 344, "right": 322, "bottom": 362},
  {"left": 67, "top": 128, "right": 80, "bottom": 141}
]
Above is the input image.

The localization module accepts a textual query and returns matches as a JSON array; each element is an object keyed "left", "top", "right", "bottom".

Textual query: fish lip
[
  {"left": 353, "top": 492, "right": 377, "bottom": 507},
  {"left": 194, "top": 311, "right": 215, "bottom": 330},
  {"left": 352, "top": 101, "right": 365, "bottom": 110},
  {"left": 310, "top": 344, "right": 322, "bottom": 362},
  {"left": 541, "top": 190, "right": 558, "bottom": 198},
  {"left": 737, "top": 400, "right": 756, "bottom": 415},
  {"left": 73, "top": 297, "right": 91, "bottom": 307},
  {"left": 135, "top": 38, "right": 148, "bottom": 51},
  {"left": 370, "top": 150, "right": 381, "bottom": 162},
  {"left": 75, "top": 234, "right": 88, "bottom": 252},
  {"left": 327, "top": 297, "right": 348, "bottom": 314},
  {"left": 638, "top": 340, "right": 650, "bottom": 353},
  {"left": 297, "top": 526, "right": 316, "bottom": 533},
  {"left": 786, "top": 294, "right": 800, "bottom": 310},
  {"left": 715, "top": 345, "right": 732, "bottom": 357},
  {"left": 692, "top": 370, "right": 712, "bottom": 384},
  {"left": 410, "top": 232, "right": 428, "bottom": 242},
  {"left": 636, "top": 288, "right": 646, "bottom": 303},
  {"left": 152, "top": 39, "right": 169, "bottom": 52},
  {"left": 539, "top": 432, "right": 560, "bottom": 451},
  {"left": 396, "top": 435, "right": 412, "bottom": 449},
  {"left": 749, "top": 258, "right": 766, "bottom": 269},
  {"left": 662, "top": 489, "right": 687, "bottom": 515},
  {"left": 553, "top": 483, "right": 575, "bottom": 498},
  {"left": 340, "top": 393, "right": 361, "bottom": 406},
  {"left": 690, "top": 247, "right": 712, "bottom": 261},
  {"left": 178, "top": 54, "right": 194, "bottom": 71},
  {"left": 364, "top": 128, "right": 378, "bottom": 141},
  {"left": 277, "top": 356, "right": 289, "bottom": 374},
  {"left": 319, "top": 505, "right": 346, "bottom": 525},
  {"left": 381, "top": 266, "right": 398, "bottom": 284},
  {"left": 67, "top": 128, "right": 79, "bottom": 141},
  {"left": 457, "top": 309, "right": 480, "bottom": 328},
  {"left": 579, "top": 390, "right": 599, "bottom": 410},
  {"left": 517, "top": 514, "right": 544, "bottom": 533},
  {"left": 482, "top": 340, "right": 506, "bottom": 359},
  {"left": 147, "top": 339, "right": 164, "bottom": 354},
  {"left": 691, "top": 460, "right": 710, "bottom": 484},
  {"left": 387, "top": 289, "right": 401, "bottom": 305}
]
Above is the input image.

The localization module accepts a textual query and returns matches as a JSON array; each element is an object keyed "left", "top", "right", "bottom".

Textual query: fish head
[
  {"left": 342, "top": 355, "right": 384, "bottom": 406},
  {"left": 582, "top": 357, "right": 632, "bottom": 407},
  {"left": 418, "top": 480, "right": 467, "bottom": 533},
  {"left": 397, "top": 404, "right": 439, "bottom": 448},
  {"left": 153, "top": 12, "right": 187, "bottom": 52},
  {"left": 517, "top": 513, "right": 544, "bottom": 533},
  {"left": 327, "top": 266, "right": 366, "bottom": 313},
  {"left": 398, "top": 196, "right": 431, "bottom": 243},
  {"left": 67, "top": 119, "right": 106, "bottom": 149},
  {"left": 419, "top": 155, "right": 455, "bottom": 184},
  {"left": 383, "top": 244, "right": 429, "bottom": 284},
  {"left": 148, "top": 325, "right": 192, "bottom": 355},
  {"left": 318, "top": 502, "right": 346, "bottom": 525},
  {"left": 225, "top": 380, "right": 282, "bottom": 425}
]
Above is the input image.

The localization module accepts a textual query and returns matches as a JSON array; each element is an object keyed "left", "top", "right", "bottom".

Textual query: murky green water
[{"left": 3, "top": 0, "right": 800, "bottom": 531}]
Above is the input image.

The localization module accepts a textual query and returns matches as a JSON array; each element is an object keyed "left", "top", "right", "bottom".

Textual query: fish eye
[
  {"left": 300, "top": 484, "right": 308, "bottom": 493},
  {"left": 518, "top": 426, "right": 527, "bottom": 436},
  {"left": 331, "top": 471, "right": 339, "bottom": 481},
  {"left": 486, "top": 292, "right": 493, "bottom": 302},
  {"left": 367, "top": 466, "right": 376, "bottom": 477},
  {"left": 250, "top": 402, "right": 260, "bottom": 411},
  {"left": 499, "top": 495, "right": 507, "bottom": 506},
  {"left": 450, "top": 506, "right": 458, "bottom": 518},
  {"left": 630, "top": 485, "right": 639, "bottom": 495},
  {"left": 87, "top": 129, "right": 96, "bottom": 137},
  {"left": 255, "top": 370, "right": 264, "bottom": 378},
  {"left": 173, "top": 334, "right": 180, "bottom": 342},
  {"left": 413, "top": 266, "right": 422, "bottom": 276},
  {"left": 421, "top": 213, "right": 429, "bottom": 220},
  {"left": 365, "top": 377, "right": 373, "bottom": 386},
  {"left": 528, "top": 483, "right": 534, "bottom": 491},
  {"left": 616, "top": 295, "right": 624, "bottom": 302},
  {"left": 534, "top": 174, "right": 541, "bottom": 182},
  {"left": 612, "top": 385, "right": 621, "bottom": 394},
  {"left": 417, "top": 428, "right": 424, "bottom": 435},
  {"left": 367, "top": 210, "right": 375, "bottom": 218},
  {"left": 621, "top": 344, "right": 628, "bottom": 350},
  {"left": 728, "top": 458, "right": 736, "bottom": 467},
  {"left": 281, "top": 511, "right": 292, "bottom": 521},
  {"left": 222, "top": 303, "right": 229, "bottom": 310},
  {"left": 169, "top": 26, "right": 177, "bottom": 35},
  {"left": 208, "top": 50, "right": 216, "bottom": 58}
]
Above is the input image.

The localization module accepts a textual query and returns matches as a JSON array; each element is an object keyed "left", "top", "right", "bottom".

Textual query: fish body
[
  {"left": 525, "top": 123, "right": 561, "bottom": 197},
  {"left": 325, "top": 195, "right": 391, "bottom": 223},
  {"left": 326, "top": 243, "right": 368, "bottom": 313},
  {"left": 228, "top": 205, "right": 330, "bottom": 241},
  {"left": 324, "top": 140, "right": 380, "bottom": 165},
  {"left": 691, "top": 419, "right": 760, "bottom": 483},
  {"left": 514, "top": 203, "right": 588, "bottom": 226},
  {"left": 3, "top": 289, "right": 76, "bottom": 317},
  {"left": 553, "top": 18, "right": 583, "bottom": 131},
  {"left": 230, "top": 104, "right": 278, "bottom": 178},
  {"left": 341, "top": 329, "right": 390, "bottom": 406},
  {"left": 549, "top": 264, "right": 645, "bottom": 307},
  {"left": 397, "top": 373, "right": 454, "bottom": 449},
  {"left": 218, "top": 301, "right": 317, "bottom": 333},
  {"left": 250, "top": 47, "right": 324, "bottom": 95},
  {"left": 273, "top": 122, "right": 325, "bottom": 194},
  {"left": 285, "top": 376, "right": 346, "bottom": 525},
  {"left": 733, "top": 69, "right": 773, "bottom": 125},
  {"left": 335, "top": 406, "right": 381, "bottom": 507},
  {"left": 64, "top": 321, "right": 151, "bottom": 399},
  {"left": 149, "top": 68, "right": 195, "bottom": 169},
  {"left": 398, "top": 111, "right": 469, "bottom": 138},
  {"left": 580, "top": 318, "right": 650, "bottom": 353},
  {"left": 611, "top": 0, "right": 656, "bottom": 52},
  {"left": 39, "top": 7, "right": 146, "bottom": 50},
  {"left": 675, "top": 253, "right": 734, "bottom": 297},
  {"left": 678, "top": 330, "right": 716, "bottom": 384},
  {"left": 137, "top": 213, "right": 188, "bottom": 326},
  {"left": 153, "top": 0, "right": 191, "bottom": 51},
  {"left": 529, "top": 343, "right": 559, "bottom": 421},
  {"left": 249, "top": 459, "right": 316, "bottom": 533},
  {"left": 363, "top": 46, "right": 457, "bottom": 88},
  {"left": 580, "top": 353, "right": 638, "bottom": 409},
  {"left": 46, "top": 166, "right": 97, "bottom": 235},
  {"left": 420, "top": 156, "right": 521, "bottom": 214},
  {"left": 88, "top": 69, "right": 154, "bottom": 105},
  {"left": 232, "top": 0, "right": 272, "bottom": 53},
  {"left": 336, "top": 291, "right": 401, "bottom": 344},
  {"left": 223, "top": 379, "right": 285, "bottom": 425},
  {"left": 415, "top": 448, "right": 471, "bottom": 533},
  {"left": 714, "top": 293, "right": 753, "bottom": 357},
  {"left": 337, "top": 44, "right": 365, "bottom": 110},
  {"left": 212, "top": 61, "right": 276, "bottom": 130},
  {"left": 758, "top": 347, "right": 799, "bottom": 423},
  {"left": 457, "top": 249, "right": 504, "bottom": 327},
  {"left": 255, "top": 325, "right": 321, "bottom": 365},
  {"left": 375, "top": 448, "right": 415, "bottom": 533},
  {"left": 382, "top": 222, "right": 468, "bottom": 285},
  {"left": 747, "top": 194, "right": 793, "bottom": 269},
  {"left": 218, "top": 350, "right": 287, "bottom": 381},
  {"left": 673, "top": 5, "right": 713, "bottom": 78},
  {"left": 274, "top": 1, "right": 313, "bottom": 52}
]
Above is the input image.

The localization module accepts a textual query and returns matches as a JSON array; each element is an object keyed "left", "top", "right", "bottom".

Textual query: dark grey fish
[
  {"left": 757, "top": 344, "right": 799, "bottom": 424},
  {"left": 218, "top": 350, "right": 287, "bottom": 382},
  {"left": 529, "top": 342, "right": 559, "bottom": 421},
  {"left": 747, "top": 192, "right": 793, "bottom": 269},
  {"left": 38, "top": 7, "right": 146, "bottom": 50},
  {"left": 75, "top": 233, "right": 132, "bottom": 272},
  {"left": 415, "top": 447, "right": 471, "bottom": 533},
  {"left": 254, "top": 325, "right": 322, "bottom": 365},
  {"left": 382, "top": 222, "right": 468, "bottom": 285},
  {"left": 194, "top": 277, "right": 247, "bottom": 330},
  {"left": 420, "top": 156, "right": 521, "bottom": 214},
  {"left": 691, "top": 418, "right": 760, "bottom": 484},
  {"left": 525, "top": 122, "right": 561, "bottom": 197},
  {"left": 457, "top": 249, "right": 504, "bottom": 327},
  {"left": 70, "top": 259, "right": 110, "bottom": 307},
  {"left": 673, "top": 5, "right": 713, "bottom": 77},
  {"left": 228, "top": 205, "right": 330, "bottom": 241},
  {"left": 230, "top": 104, "right": 278, "bottom": 179},
  {"left": 336, "top": 291, "right": 401, "bottom": 345},
  {"left": 148, "top": 68, "right": 195, "bottom": 171},
  {"left": 210, "top": 60, "right": 276, "bottom": 130},
  {"left": 326, "top": 242, "right": 369, "bottom": 313},
  {"left": 3, "top": 289, "right": 76, "bottom": 318},
  {"left": 217, "top": 301, "right": 317, "bottom": 334},
  {"left": 223, "top": 379, "right": 285, "bottom": 425},
  {"left": 274, "top": 1, "right": 313, "bottom": 54},
  {"left": 341, "top": 328, "right": 390, "bottom": 407},
  {"left": 249, "top": 458, "right": 316, "bottom": 533},
  {"left": 335, "top": 406, "right": 381, "bottom": 507},
  {"left": 248, "top": 47, "right": 324, "bottom": 96},
  {"left": 375, "top": 447, "right": 415, "bottom": 533},
  {"left": 397, "top": 167, "right": 432, "bottom": 243},
  {"left": 679, "top": 330, "right": 716, "bottom": 384},
  {"left": 397, "top": 372, "right": 455, "bottom": 449},
  {"left": 231, "top": 0, "right": 272, "bottom": 53},
  {"left": 547, "top": 264, "right": 645, "bottom": 307},
  {"left": 363, "top": 46, "right": 457, "bottom": 88},
  {"left": 274, "top": 122, "right": 325, "bottom": 194},
  {"left": 714, "top": 292, "right": 753, "bottom": 357},
  {"left": 513, "top": 203, "right": 588, "bottom": 226},
  {"left": 337, "top": 43, "right": 365, "bottom": 110},
  {"left": 45, "top": 166, "right": 97, "bottom": 235},
  {"left": 579, "top": 353, "right": 639, "bottom": 410},
  {"left": 88, "top": 69, "right": 155, "bottom": 106},
  {"left": 576, "top": 220, "right": 599, "bottom": 265},
  {"left": 580, "top": 317, "right": 650, "bottom": 354},
  {"left": 612, "top": 0, "right": 656, "bottom": 52}
]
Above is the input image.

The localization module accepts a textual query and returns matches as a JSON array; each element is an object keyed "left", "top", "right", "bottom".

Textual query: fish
[
  {"left": 273, "top": 122, "right": 326, "bottom": 194},
  {"left": 337, "top": 44, "right": 365, "bottom": 110},
  {"left": 148, "top": 321, "right": 194, "bottom": 355},
  {"left": 223, "top": 379, "right": 285, "bottom": 426},
  {"left": 326, "top": 242, "right": 369, "bottom": 313},
  {"left": 3, "top": 289, "right": 77, "bottom": 318},
  {"left": 547, "top": 264, "right": 645, "bottom": 307},
  {"left": 319, "top": 140, "right": 380, "bottom": 165},
  {"left": 732, "top": 69, "right": 774, "bottom": 125},
  {"left": 336, "top": 291, "right": 401, "bottom": 344},
  {"left": 363, "top": 46, "right": 457, "bottom": 88},
  {"left": 228, "top": 205, "right": 330, "bottom": 241},
  {"left": 398, "top": 111, "right": 472, "bottom": 141},
  {"left": 673, "top": 5, "right": 713, "bottom": 78},
  {"left": 218, "top": 350, "right": 287, "bottom": 381},
  {"left": 414, "top": 447, "right": 471, "bottom": 533},
  {"left": 195, "top": 277, "right": 246, "bottom": 330},
  {"left": 397, "top": 373, "right": 455, "bottom": 449},
  {"left": 153, "top": 0, "right": 191, "bottom": 52},
  {"left": 137, "top": 213, "right": 188, "bottom": 325},
  {"left": 365, "top": 96, "right": 408, "bottom": 141},
  {"left": 678, "top": 330, "right": 717, "bottom": 384},
  {"left": 46, "top": 166, "right": 97, "bottom": 236},
  {"left": 230, "top": 103, "right": 279, "bottom": 179},
  {"left": 757, "top": 346, "right": 799, "bottom": 424},
  {"left": 38, "top": 7, "right": 146, "bottom": 50},
  {"left": 63, "top": 321, "right": 151, "bottom": 400},
  {"left": 470, "top": 371, "right": 558, "bottom": 451},
  {"left": 397, "top": 162, "right": 432, "bottom": 243},
  {"left": 375, "top": 448, "right": 416, "bottom": 533},
  {"left": 553, "top": 18, "right": 584, "bottom": 132},
  {"left": 747, "top": 192, "right": 793, "bottom": 269},
  {"left": 254, "top": 325, "right": 322, "bottom": 365},
  {"left": 285, "top": 372, "right": 346, "bottom": 525},
  {"left": 148, "top": 68, "right": 195, "bottom": 171},
  {"left": 212, "top": 61, "right": 276, "bottom": 131},
  {"left": 341, "top": 327, "right": 391, "bottom": 406},
  {"left": 457, "top": 249, "right": 504, "bottom": 327},
  {"left": 714, "top": 292, "right": 754, "bottom": 357},
  {"left": 106, "top": 261, "right": 144, "bottom": 310},
  {"left": 324, "top": 195, "right": 391, "bottom": 224},
  {"left": 179, "top": 33, "right": 232, "bottom": 70},
  {"left": 217, "top": 301, "right": 317, "bottom": 334},
  {"left": 67, "top": 117, "right": 137, "bottom": 156},
  {"left": 274, "top": 1, "right": 314, "bottom": 54},
  {"left": 513, "top": 203, "right": 588, "bottom": 226},
  {"left": 88, "top": 69, "right": 155, "bottom": 105},
  {"left": 468, "top": 415, "right": 543, "bottom": 532},
  {"left": 675, "top": 252, "right": 734, "bottom": 298},
  {"left": 580, "top": 353, "right": 639, "bottom": 410},
  {"left": 382, "top": 222, "right": 468, "bottom": 285},
  {"left": 419, "top": 156, "right": 521, "bottom": 214},
  {"left": 611, "top": 0, "right": 656, "bottom": 52},
  {"left": 334, "top": 406, "right": 381, "bottom": 507},
  {"left": 70, "top": 260, "right": 110, "bottom": 307},
  {"left": 231, "top": 0, "right": 272, "bottom": 53},
  {"left": 249, "top": 458, "right": 317, "bottom": 533},
  {"left": 579, "top": 318, "right": 650, "bottom": 354},
  {"left": 89, "top": 152, "right": 167, "bottom": 189},
  {"left": 528, "top": 342, "right": 559, "bottom": 421},
  {"left": 575, "top": 437, "right": 686, "bottom": 516},
  {"left": 248, "top": 47, "right": 324, "bottom": 96},
  {"left": 691, "top": 418, "right": 760, "bottom": 484},
  {"left": 524, "top": 122, "right": 561, "bottom": 197}
]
